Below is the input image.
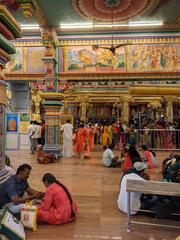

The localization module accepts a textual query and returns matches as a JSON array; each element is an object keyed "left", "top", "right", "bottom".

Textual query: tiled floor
[{"left": 7, "top": 146, "right": 180, "bottom": 240}]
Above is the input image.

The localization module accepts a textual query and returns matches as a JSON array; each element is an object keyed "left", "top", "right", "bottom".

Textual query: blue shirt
[{"left": 0, "top": 175, "right": 29, "bottom": 206}]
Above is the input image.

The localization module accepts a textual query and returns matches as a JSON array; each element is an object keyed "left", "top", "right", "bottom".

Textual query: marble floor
[{"left": 6, "top": 146, "right": 180, "bottom": 240}]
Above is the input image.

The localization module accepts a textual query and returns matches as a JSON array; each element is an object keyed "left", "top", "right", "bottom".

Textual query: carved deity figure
[{"left": 31, "top": 89, "right": 42, "bottom": 114}]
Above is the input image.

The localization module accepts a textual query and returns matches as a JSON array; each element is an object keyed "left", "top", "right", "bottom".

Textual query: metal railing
[{"left": 134, "top": 129, "right": 180, "bottom": 150}]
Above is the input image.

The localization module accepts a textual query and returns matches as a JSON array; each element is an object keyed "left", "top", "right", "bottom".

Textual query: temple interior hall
[{"left": 0, "top": 0, "right": 180, "bottom": 239}]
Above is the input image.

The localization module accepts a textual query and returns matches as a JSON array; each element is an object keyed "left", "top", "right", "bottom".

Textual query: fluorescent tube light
[
  {"left": 94, "top": 21, "right": 163, "bottom": 28},
  {"left": 128, "top": 21, "right": 163, "bottom": 26},
  {"left": 60, "top": 23, "right": 93, "bottom": 29},
  {"left": 21, "top": 24, "right": 40, "bottom": 30}
]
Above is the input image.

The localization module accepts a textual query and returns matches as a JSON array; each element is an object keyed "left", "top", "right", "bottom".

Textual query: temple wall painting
[
  {"left": 3, "top": 43, "right": 180, "bottom": 74},
  {"left": 63, "top": 45, "right": 126, "bottom": 72},
  {"left": 62, "top": 44, "right": 180, "bottom": 73},
  {"left": 4, "top": 47, "right": 45, "bottom": 74},
  {"left": 128, "top": 44, "right": 180, "bottom": 72}
]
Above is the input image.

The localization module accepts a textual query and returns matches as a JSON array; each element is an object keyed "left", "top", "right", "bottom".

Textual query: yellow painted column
[
  {"left": 80, "top": 97, "right": 89, "bottom": 122},
  {"left": 122, "top": 96, "right": 131, "bottom": 123},
  {"left": 165, "top": 96, "right": 177, "bottom": 123}
]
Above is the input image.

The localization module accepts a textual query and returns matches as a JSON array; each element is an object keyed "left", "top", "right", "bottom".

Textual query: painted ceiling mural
[{"left": 71, "top": 0, "right": 166, "bottom": 22}]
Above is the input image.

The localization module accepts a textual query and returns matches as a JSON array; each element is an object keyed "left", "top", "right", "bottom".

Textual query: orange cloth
[
  {"left": 123, "top": 153, "right": 132, "bottom": 171},
  {"left": 75, "top": 127, "right": 90, "bottom": 156},
  {"left": 143, "top": 150, "right": 155, "bottom": 169},
  {"left": 36, "top": 149, "right": 56, "bottom": 164},
  {"left": 38, "top": 183, "right": 77, "bottom": 225}
]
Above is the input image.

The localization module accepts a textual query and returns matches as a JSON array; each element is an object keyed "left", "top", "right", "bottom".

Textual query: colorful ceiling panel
[{"left": 71, "top": 0, "right": 160, "bottom": 22}]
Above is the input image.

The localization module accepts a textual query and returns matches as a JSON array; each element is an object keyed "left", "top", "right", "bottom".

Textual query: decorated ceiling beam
[
  {"left": 17, "top": 0, "right": 58, "bottom": 48},
  {"left": 129, "top": 85, "right": 180, "bottom": 95},
  {"left": 59, "top": 35, "right": 180, "bottom": 46},
  {"left": 17, "top": 0, "right": 48, "bottom": 26},
  {"left": 58, "top": 71, "right": 180, "bottom": 81}
]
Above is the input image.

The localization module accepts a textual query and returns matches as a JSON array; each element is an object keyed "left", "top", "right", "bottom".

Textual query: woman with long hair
[
  {"left": 122, "top": 144, "right": 141, "bottom": 172},
  {"left": 141, "top": 145, "right": 158, "bottom": 169},
  {"left": 38, "top": 173, "right": 77, "bottom": 225}
]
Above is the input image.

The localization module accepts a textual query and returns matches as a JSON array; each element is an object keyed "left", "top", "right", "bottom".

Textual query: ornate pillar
[
  {"left": 63, "top": 98, "right": 68, "bottom": 114},
  {"left": 122, "top": 96, "right": 131, "bottom": 122},
  {"left": 41, "top": 94, "right": 64, "bottom": 154},
  {"left": 31, "top": 89, "right": 42, "bottom": 121},
  {"left": 0, "top": 1, "right": 20, "bottom": 184},
  {"left": 40, "top": 28, "right": 63, "bottom": 155},
  {"left": 148, "top": 100, "right": 162, "bottom": 119},
  {"left": 0, "top": 81, "right": 8, "bottom": 183},
  {"left": 79, "top": 97, "right": 89, "bottom": 122},
  {"left": 164, "top": 96, "right": 177, "bottom": 122}
]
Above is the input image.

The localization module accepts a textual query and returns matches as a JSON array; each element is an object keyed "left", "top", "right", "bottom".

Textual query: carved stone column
[
  {"left": 40, "top": 28, "right": 64, "bottom": 155},
  {"left": 41, "top": 93, "right": 64, "bottom": 155},
  {"left": 164, "top": 96, "right": 177, "bottom": 122},
  {"left": 80, "top": 97, "right": 89, "bottom": 122},
  {"left": 122, "top": 96, "right": 131, "bottom": 122},
  {"left": 148, "top": 100, "right": 162, "bottom": 119},
  {"left": 0, "top": 81, "right": 8, "bottom": 183}
]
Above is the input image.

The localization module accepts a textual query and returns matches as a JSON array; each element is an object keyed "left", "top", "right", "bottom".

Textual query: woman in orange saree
[{"left": 75, "top": 123, "right": 90, "bottom": 157}]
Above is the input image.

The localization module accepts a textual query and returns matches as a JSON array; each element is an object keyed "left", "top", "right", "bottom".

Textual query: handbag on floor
[
  {"left": 1, "top": 210, "right": 26, "bottom": 240},
  {"left": 20, "top": 201, "right": 38, "bottom": 231}
]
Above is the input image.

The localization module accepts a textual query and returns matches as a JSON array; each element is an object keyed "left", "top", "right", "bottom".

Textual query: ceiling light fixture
[
  {"left": 94, "top": 21, "right": 163, "bottom": 28},
  {"left": 60, "top": 23, "right": 93, "bottom": 29},
  {"left": 128, "top": 21, "right": 163, "bottom": 27},
  {"left": 21, "top": 24, "right": 40, "bottom": 30}
]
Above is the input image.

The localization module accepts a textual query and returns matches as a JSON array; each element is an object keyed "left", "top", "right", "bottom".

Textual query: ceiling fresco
[
  {"left": 15, "top": 0, "right": 180, "bottom": 33},
  {"left": 71, "top": 0, "right": 159, "bottom": 22}
]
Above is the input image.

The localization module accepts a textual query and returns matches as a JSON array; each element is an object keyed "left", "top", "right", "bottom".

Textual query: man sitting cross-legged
[{"left": 0, "top": 163, "right": 44, "bottom": 214}]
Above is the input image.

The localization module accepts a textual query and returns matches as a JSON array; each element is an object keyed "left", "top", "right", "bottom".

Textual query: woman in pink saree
[{"left": 38, "top": 173, "right": 77, "bottom": 225}]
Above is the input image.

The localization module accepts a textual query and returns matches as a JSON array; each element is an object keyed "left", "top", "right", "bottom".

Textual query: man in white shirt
[
  {"left": 28, "top": 121, "right": 39, "bottom": 154},
  {"left": 61, "top": 119, "right": 73, "bottom": 157},
  {"left": 28, "top": 120, "right": 35, "bottom": 154},
  {"left": 103, "top": 144, "right": 121, "bottom": 167},
  {"left": 117, "top": 162, "right": 148, "bottom": 215}
]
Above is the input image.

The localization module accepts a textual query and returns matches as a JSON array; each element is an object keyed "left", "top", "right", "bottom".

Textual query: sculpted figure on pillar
[
  {"left": 79, "top": 96, "right": 89, "bottom": 122},
  {"left": 31, "top": 89, "right": 43, "bottom": 115},
  {"left": 164, "top": 96, "right": 178, "bottom": 122},
  {"left": 121, "top": 96, "right": 133, "bottom": 122}
]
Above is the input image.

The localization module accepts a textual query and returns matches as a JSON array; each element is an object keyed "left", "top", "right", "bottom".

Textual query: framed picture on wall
[
  {"left": 6, "top": 113, "right": 18, "bottom": 133},
  {"left": 19, "top": 113, "right": 30, "bottom": 133}
]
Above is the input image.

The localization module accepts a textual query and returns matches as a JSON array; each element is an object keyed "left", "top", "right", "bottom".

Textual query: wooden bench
[{"left": 126, "top": 179, "right": 180, "bottom": 231}]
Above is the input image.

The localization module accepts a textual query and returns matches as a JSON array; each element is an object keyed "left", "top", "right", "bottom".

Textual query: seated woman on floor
[
  {"left": 38, "top": 173, "right": 77, "bottom": 225},
  {"left": 122, "top": 144, "right": 141, "bottom": 172},
  {"left": 141, "top": 145, "right": 158, "bottom": 169},
  {"left": 36, "top": 145, "right": 57, "bottom": 164}
]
